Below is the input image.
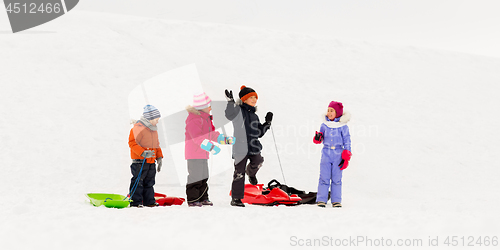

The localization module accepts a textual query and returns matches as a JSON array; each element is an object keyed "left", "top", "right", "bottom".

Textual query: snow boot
[
  {"left": 332, "top": 202, "right": 342, "bottom": 208},
  {"left": 317, "top": 201, "right": 326, "bottom": 208},
  {"left": 188, "top": 201, "right": 203, "bottom": 207},
  {"left": 246, "top": 168, "right": 258, "bottom": 185},
  {"left": 146, "top": 202, "right": 159, "bottom": 207},
  {"left": 249, "top": 176, "right": 258, "bottom": 185},
  {"left": 201, "top": 200, "right": 213, "bottom": 206},
  {"left": 230, "top": 198, "right": 245, "bottom": 207}
]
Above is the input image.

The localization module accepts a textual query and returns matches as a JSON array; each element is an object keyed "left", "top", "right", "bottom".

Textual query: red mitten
[
  {"left": 342, "top": 150, "right": 352, "bottom": 161},
  {"left": 313, "top": 131, "right": 323, "bottom": 144},
  {"left": 339, "top": 160, "right": 349, "bottom": 170},
  {"left": 339, "top": 150, "right": 352, "bottom": 170}
]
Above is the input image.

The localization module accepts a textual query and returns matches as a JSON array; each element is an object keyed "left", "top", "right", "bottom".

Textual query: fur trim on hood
[
  {"left": 186, "top": 105, "right": 201, "bottom": 115},
  {"left": 321, "top": 111, "right": 351, "bottom": 128}
]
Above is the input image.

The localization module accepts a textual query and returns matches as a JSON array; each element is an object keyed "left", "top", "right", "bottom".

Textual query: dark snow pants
[
  {"left": 129, "top": 162, "right": 156, "bottom": 206},
  {"left": 231, "top": 154, "right": 264, "bottom": 199},
  {"left": 186, "top": 159, "right": 209, "bottom": 202}
]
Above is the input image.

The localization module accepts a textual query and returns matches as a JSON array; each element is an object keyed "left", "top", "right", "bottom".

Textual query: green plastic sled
[{"left": 86, "top": 193, "right": 130, "bottom": 208}]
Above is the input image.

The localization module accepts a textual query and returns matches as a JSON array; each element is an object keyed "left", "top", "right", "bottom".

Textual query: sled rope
[
  {"left": 126, "top": 158, "right": 146, "bottom": 201},
  {"left": 187, "top": 186, "right": 208, "bottom": 203},
  {"left": 270, "top": 126, "right": 286, "bottom": 184}
]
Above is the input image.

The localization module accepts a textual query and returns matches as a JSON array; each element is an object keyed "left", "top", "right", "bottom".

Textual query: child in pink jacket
[{"left": 184, "top": 92, "right": 234, "bottom": 207}]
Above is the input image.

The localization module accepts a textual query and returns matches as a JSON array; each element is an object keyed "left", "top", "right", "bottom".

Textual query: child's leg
[
  {"left": 231, "top": 156, "right": 249, "bottom": 199},
  {"left": 199, "top": 160, "right": 209, "bottom": 201},
  {"left": 129, "top": 162, "right": 144, "bottom": 206},
  {"left": 330, "top": 162, "right": 343, "bottom": 203},
  {"left": 186, "top": 159, "right": 206, "bottom": 202},
  {"left": 142, "top": 163, "right": 157, "bottom": 206},
  {"left": 246, "top": 154, "right": 264, "bottom": 177},
  {"left": 186, "top": 181, "right": 204, "bottom": 202},
  {"left": 316, "top": 162, "right": 332, "bottom": 203}
]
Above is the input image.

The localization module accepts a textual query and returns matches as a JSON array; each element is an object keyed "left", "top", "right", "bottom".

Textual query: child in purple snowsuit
[{"left": 313, "top": 101, "right": 352, "bottom": 208}]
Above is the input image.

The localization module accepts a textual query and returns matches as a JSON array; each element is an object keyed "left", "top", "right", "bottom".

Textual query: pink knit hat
[
  {"left": 328, "top": 101, "right": 343, "bottom": 118},
  {"left": 193, "top": 92, "right": 212, "bottom": 110}
]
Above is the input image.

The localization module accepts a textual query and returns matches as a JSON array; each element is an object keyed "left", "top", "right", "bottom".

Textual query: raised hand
[{"left": 225, "top": 89, "right": 234, "bottom": 102}]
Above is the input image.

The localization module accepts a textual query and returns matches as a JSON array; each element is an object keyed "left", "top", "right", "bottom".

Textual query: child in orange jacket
[{"left": 128, "top": 105, "right": 164, "bottom": 207}]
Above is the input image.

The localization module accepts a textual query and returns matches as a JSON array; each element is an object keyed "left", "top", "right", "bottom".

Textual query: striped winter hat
[
  {"left": 193, "top": 92, "right": 212, "bottom": 110},
  {"left": 143, "top": 104, "right": 161, "bottom": 120}
]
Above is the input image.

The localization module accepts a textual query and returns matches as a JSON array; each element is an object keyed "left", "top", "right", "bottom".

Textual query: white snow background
[{"left": 1, "top": 10, "right": 499, "bottom": 250}]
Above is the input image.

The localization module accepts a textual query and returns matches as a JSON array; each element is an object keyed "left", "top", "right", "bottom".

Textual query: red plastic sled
[
  {"left": 230, "top": 184, "right": 302, "bottom": 206},
  {"left": 154, "top": 193, "right": 185, "bottom": 206}
]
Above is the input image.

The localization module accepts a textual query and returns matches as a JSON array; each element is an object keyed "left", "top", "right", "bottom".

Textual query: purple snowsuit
[{"left": 316, "top": 116, "right": 351, "bottom": 204}]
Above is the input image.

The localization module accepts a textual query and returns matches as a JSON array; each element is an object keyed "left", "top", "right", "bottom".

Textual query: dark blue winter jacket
[{"left": 225, "top": 101, "right": 270, "bottom": 162}]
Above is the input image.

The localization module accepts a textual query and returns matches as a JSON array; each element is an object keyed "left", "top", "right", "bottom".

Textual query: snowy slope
[{"left": 1, "top": 11, "right": 499, "bottom": 250}]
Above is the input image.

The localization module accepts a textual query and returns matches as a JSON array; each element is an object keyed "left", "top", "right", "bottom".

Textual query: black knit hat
[{"left": 239, "top": 85, "right": 258, "bottom": 102}]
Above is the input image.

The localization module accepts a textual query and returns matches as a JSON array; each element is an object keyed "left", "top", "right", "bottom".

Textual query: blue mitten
[
  {"left": 217, "top": 134, "right": 235, "bottom": 145},
  {"left": 200, "top": 139, "right": 221, "bottom": 155}
]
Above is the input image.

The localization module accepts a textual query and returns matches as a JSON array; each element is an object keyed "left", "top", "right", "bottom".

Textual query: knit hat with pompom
[{"left": 238, "top": 85, "right": 258, "bottom": 102}]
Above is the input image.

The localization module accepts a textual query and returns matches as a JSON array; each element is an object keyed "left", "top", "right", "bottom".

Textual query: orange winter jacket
[{"left": 129, "top": 121, "right": 163, "bottom": 164}]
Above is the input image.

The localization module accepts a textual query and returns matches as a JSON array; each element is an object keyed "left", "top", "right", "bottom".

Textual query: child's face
[
  {"left": 327, "top": 107, "right": 336, "bottom": 121},
  {"left": 150, "top": 118, "right": 160, "bottom": 126},
  {"left": 244, "top": 96, "right": 258, "bottom": 107},
  {"left": 201, "top": 106, "right": 212, "bottom": 114}
]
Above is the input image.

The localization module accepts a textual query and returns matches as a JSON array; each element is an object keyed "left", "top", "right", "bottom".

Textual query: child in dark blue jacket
[{"left": 225, "top": 86, "right": 272, "bottom": 207}]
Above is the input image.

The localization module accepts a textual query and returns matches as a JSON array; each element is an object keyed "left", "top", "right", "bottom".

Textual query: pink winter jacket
[{"left": 185, "top": 106, "right": 221, "bottom": 159}]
